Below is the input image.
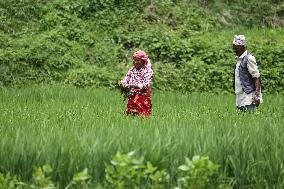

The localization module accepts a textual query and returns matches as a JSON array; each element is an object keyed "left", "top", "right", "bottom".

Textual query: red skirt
[{"left": 126, "top": 87, "right": 152, "bottom": 116}]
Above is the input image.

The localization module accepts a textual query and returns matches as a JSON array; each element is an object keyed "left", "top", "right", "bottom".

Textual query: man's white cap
[{"left": 233, "top": 35, "right": 246, "bottom": 46}]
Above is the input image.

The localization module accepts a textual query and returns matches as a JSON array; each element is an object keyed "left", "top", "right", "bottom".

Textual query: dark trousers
[{"left": 237, "top": 104, "right": 256, "bottom": 112}]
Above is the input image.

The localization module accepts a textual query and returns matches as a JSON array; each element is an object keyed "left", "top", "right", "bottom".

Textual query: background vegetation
[
  {"left": 0, "top": 0, "right": 283, "bottom": 93},
  {"left": 1, "top": 1, "right": 284, "bottom": 188}
]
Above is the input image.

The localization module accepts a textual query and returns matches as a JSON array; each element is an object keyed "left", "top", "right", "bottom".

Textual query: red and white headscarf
[{"left": 133, "top": 50, "right": 151, "bottom": 67}]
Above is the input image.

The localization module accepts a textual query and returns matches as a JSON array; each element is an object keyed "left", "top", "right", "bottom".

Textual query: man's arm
[
  {"left": 247, "top": 55, "right": 261, "bottom": 105},
  {"left": 253, "top": 77, "right": 261, "bottom": 105},
  {"left": 255, "top": 78, "right": 260, "bottom": 97}
]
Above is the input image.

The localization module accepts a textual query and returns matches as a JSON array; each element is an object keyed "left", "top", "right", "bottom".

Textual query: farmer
[
  {"left": 232, "top": 35, "right": 262, "bottom": 112},
  {"left": 119, "top": 50, "right": 153, "bottom": 116}
]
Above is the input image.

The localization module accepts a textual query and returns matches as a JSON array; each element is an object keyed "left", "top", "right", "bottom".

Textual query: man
[{"left": 232, "top": 35, "right": 262, "bottom": 112}]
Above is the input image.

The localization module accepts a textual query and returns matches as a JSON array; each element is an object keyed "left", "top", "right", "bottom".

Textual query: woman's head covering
[
  {"left": 233, "top": 35, "right": 246, "bottom": 46},
  {"left": 133, "top": 50, "right": 151, "bottom": 67}
]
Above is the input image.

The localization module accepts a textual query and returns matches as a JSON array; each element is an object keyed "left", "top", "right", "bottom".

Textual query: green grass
[{"left": 0, "top": 86, "right": 283, "bottom": 188}]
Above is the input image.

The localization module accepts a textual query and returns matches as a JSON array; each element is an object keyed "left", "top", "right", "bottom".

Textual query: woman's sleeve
[
  {"left": 142, "top": 68, "right": 153, "bottom": 87},
  {"left": 121, "top": 70, "right": 130, "bottom": 85},
  {"left": 247, "top": 55, "right": 260, "bottom": 78}
]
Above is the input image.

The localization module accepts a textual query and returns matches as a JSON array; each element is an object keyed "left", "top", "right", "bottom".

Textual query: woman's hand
[
  {"left": 120, "top": 80, "right": 128, "bottom": 88},
  {"left": 137, "top": 84, "right": 143, "bottom": 89}
]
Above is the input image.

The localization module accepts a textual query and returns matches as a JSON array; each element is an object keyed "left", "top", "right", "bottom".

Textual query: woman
[{"left": 120, "top": 50, "right": 153, "bottom": 116}]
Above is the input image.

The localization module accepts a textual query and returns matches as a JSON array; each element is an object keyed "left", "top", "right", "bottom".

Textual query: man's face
[{"left": 232, "top": 44, "right": 244, "bottom": 56}]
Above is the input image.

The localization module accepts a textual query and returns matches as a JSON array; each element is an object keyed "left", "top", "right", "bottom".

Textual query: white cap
[{"left": 233, "top": 35, "right": 246, "bottom": 46}]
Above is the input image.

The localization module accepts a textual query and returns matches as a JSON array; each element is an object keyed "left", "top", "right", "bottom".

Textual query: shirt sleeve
[
  {"left": 247, "top": 55, "right": 260, "bottom": 78},
  {"left": 142, "top": 67, "right": 153, "bottom": 87}
]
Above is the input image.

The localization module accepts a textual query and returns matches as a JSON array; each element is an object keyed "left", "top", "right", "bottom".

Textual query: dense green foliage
[
  {"left": 0, "top": 87, "right": 283, "bottom": 188},
  {"left": 0, "top": 0, "right": 283, "bottom": 93},
  {"left": 0, "top": 153, "right": 228, "bottom": 189}
]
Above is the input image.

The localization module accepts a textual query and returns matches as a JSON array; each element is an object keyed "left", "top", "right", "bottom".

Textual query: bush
[
  {"left": 0, "top": 0, "right": 283, "bottom": 94},
  {"left": 0, "top": 152, "right": 231, "bottom": 188},
  {"left": 105, "top": 151, "right": 170, "bottom": 189}
]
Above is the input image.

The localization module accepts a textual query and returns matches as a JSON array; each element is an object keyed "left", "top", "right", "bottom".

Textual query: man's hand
[{"left": 253, "top": 92, "right": 260, "bottom": 106}]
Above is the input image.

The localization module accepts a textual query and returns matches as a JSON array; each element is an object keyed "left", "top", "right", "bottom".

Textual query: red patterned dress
[{"left": 121, "top": 65, "right": 153, "bottom": 116}]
